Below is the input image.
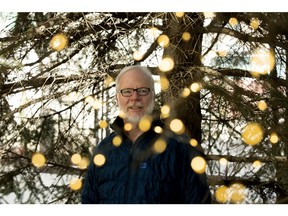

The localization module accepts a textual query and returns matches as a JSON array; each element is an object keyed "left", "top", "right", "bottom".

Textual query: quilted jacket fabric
[{"left": 81, "top": 117, "right": 211, "bottom": 204}]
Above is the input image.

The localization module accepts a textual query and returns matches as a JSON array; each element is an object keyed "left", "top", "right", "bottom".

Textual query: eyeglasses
[{"left": 117, "top": 87, "right": 151, "bottom": 97}]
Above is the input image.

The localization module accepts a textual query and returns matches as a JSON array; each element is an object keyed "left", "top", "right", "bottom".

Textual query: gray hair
[{"left": 115, "top": 65, "right": 155, "bottom": 91}]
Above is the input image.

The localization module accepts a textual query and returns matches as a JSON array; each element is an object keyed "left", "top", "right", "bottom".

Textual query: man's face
[{"left": 116, "top": 69, "right": 155, "bottom": 123}]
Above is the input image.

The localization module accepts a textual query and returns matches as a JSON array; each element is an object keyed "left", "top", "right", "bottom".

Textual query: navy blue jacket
[{"left": 81, "top": 117, "right": 211, "bottom": 204}]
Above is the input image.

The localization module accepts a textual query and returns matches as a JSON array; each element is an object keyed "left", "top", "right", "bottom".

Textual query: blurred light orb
[
  {"left": 215, "top": 185, "right": 229, "bottom": 203},
  {"left": 161, "top": 104, "right": 170, "bottom": 115},
  {"left": 78, "top": 157, "right": 89, "bottom": 169},
  {"left": 157, "top": 35, "right": 170, "bottom": 47},
  {"left": 50, "top": 33, "right": 68, "bottom": 51},
  {"left": 85, "top": 96, "right": 94, "bottom": 104},
  {"left": 149, "top": 27, "right": 159, "bottom": 38},
  {"left": 175, "top": 12, "right": 185, "bottom": 18},
  {"left": 154, "top": 126, "right": 163, "bottom": 134},
  {"left": 104, "top": 76, "right": 114, "bottom": 87},
  {"left": 124, "top": 123, "right": 133, "bottom": 131},
  {"left": 203, "top": 12, "right": 216, "bottom": 18},
  {"left": 31, "top": 152, "right": 46, "bottom": 168},
  {"left": 160, "top": 76, "right": 170, "bottom": 91},
  {"left": 153, "top": 138, "right": 167, "bottom": 154},
  {"left": 93, "top": 154, "right": 106, "bottom": 167},
  {"left": 113, "top": 135, "right": 122, "bottom": 147},
  {"left": 220, "top": 158, "right": 228, "bottom": 166},
  {"left": 229, "top": 17, "right": 238, "bottom": 26},
  {"left": 251, "top": 49, "right": 275, "bottom": 76},
  {"left": 99, "top": 120, "right": 108, "bottom": 128},
  {"left": 250, "top": 17, "right": 260, "bottom": 30},
  {"left": 71, "top": 153, "right": 82, "bottom": 165},
  {"left": 159, "top": 57, "right": 174, "bottom": 72},
  {"left": 70, "top": 178, "right": 82, "bottom": 191},
  {"left": 181, "top": 87, "right": 191, "bottom": 98},
  {"left": 252, "top": 160, "right": 261, "bottom": 168},
  {"left": 133, "top": 50, "right": 144, "bottom": 61},
  {"left": 189, "top": 139, "right": 198, "bottom": 147},
  {"left": 229, "top": 183, "right": 246, "bottom": 204},
  {"left": 190, "top": 82, "right": 201, "bottom": 92},
  {"left": 160, "top": 104, "right": 170, "bottom": 118},
  {"left": 217, "top": 50, "right": 228, "bottom": 57},
  {"left": 270, "top": 132, "right": 279, "bottom": 144},
  {"left": 241, "top": 122, "right": 264, "bottom": 145},
  {"left": 139, "top": 115, "right": 153, "bottom": 132},
  {"left": 191, "top": 156, "right": 206, "bottom": 174},
  {"left": 257, "top": 100, "right": 267, "bottom": 111},
  {"left": 118, "top": 110, "right": 127, "bottom": 119},
  {"left": 170, "top": 118, "right": 185, "bottom": 134},
  {"left": 182, "top": 32, "right": 191, "bottom": 41}
]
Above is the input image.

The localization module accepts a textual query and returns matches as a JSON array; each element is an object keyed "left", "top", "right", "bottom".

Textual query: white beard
[{"left": 124, "top": 100, "right": 155, "bottom": 123}]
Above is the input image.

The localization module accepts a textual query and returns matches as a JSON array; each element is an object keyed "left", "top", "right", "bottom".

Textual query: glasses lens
[
  {"left": 121, "top": 89, "right": 133, "bottom": 97},
  {"left": 137, "top": 88, "right": 150, "bottom": 96}
]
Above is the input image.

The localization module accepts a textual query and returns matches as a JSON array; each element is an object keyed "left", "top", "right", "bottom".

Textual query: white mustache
[{"left": 127, "top": 103, "right": 143, "bottom": 108}]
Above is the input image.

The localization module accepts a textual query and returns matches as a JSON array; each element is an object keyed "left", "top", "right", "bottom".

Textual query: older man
[{"left": 81, "top": 65, "right": 211, "bottom": 204}]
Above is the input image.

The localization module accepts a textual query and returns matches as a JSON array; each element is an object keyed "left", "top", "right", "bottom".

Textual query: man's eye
[{"left": 123, "top": 90, "right": 132, "bottom": 94}]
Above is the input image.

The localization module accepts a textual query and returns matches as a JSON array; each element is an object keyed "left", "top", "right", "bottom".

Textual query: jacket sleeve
[
  {"left": 179, "top": 142, "right": 211, "bottom": 204},
  {"left": 81, "top": 160, "right": 99, "bottom": 204}
]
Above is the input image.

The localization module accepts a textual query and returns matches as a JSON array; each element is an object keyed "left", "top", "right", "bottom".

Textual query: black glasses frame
[{"left": 117, "top": 87, "right": 151, "bottom": 97}]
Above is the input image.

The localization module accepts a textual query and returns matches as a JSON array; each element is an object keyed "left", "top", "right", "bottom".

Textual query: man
[{"left": 81, "top": 65, "right": 211, "bottom": 204}]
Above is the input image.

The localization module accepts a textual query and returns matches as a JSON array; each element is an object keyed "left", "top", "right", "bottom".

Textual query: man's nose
[{"left": 130, "top": 90, "right": 140, "bottom": 99}]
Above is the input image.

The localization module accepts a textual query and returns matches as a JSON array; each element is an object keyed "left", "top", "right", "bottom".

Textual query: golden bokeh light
[
  {"left": 118, "top": 110, "right": 127, "bottom": 119},
  {"left": 229, "top": 183, "right": 246, "bottom": 204},
  {"left": 78, "top": 157, "right": 90, "bottom": 170},
  {"left": 70, "top": 178, "right": 82, "bottom": 191},
  {"left": 241, "top": 122, "right": 264, "bottom": 145},
  {"left": 85, "top": 96, "right": 94, "bottom": 104},
  {"left": 250, "top": 17, "right": 260, "bottom": 30},
  {"left": 189, "top": 139, "right": 198, "bottom": 147},
  {"left": 175, "top": 12, "right": 185, "bottom": 18},
  {"left": 99, "top": 120, "right": 108, "bottom": 128},
  {"left": 71, "top": 153, "right": 82, "bottom": 165},
  {"left": 113, "top": 135, "right": 122, "bottom": 147},
  {"left": 85, "top": 96, "right": 102, "bottom": 110},
  {"left": 182, "top": 32, "right": 191, "bottom": 41},
  {"left": 93, "top": 154, "right": 106, "bottom": 167},
  {"left": 219, "top": 158, "right": 228, "bottom": 166},
  {"left": 181, "top": 87, "right": 191, "bottom": 98},
  {"left": 190, "top": 82, "right": 201, "bottom": 92},
  {"left": 229, "top": 17, "right": 238, "bottom": 26},
  {"left": 160, "top": 104, "right": 170, "bottom": 118},
  {"left": 154, "top": 126, "right": 163, "bottom": 134},
  {"left": 157, "top": 35, "right": 170, "bottom": 47},
  {"left": 191, "top": 156, "right": 207, "bottom": 174},
  {"left": 257, "top": 100, "right": 267, "bottom": 111},
  {"left": 124, "top": 123, "right": 133, "bottom": 131},
  {"left": 133, "top": 50, "right": 144, "bottom": 61},
  {"left": 160, "top": 75, "right": 170, "bottom": 91},
  {"left": 250, "top": 49, "right": 275, "bottom": 76},
  {"left": 270, "top": 132, "right": 279, "bottom": 144},
  {"left": 50, "top": 33, "right": 69, "bottom": 51},
  {"left": 203, "top": 12, "right": 216, "bottom": 18},
  {"left": 159, "top": 57, "right": 174, "bottom": 72},
  {"left": 215, "top": 185, "right": 229, "bottom": 203},
  {"left": 104, "top": 76, "right": 114, "bottom": 87},
  {"left": 153, "top": 138, "right": 167, "bottom": 154},
  {"left": 252, "top": 160, "right": 262, "bottom": 168},
  {"left": 169, "top": 118, "right": 185, "bottom": 134},
  {"left": 139, "top": 115, "right": 153, "bottom": 132},
  {"left": 149, "top": 27, "right": 159, "bottom": 38},
  {"left": 217, "top": 50, "right": 228, "bottom": 57},
  {"left": 31, "top": 152, "right": 46, "bottom": 168}
]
